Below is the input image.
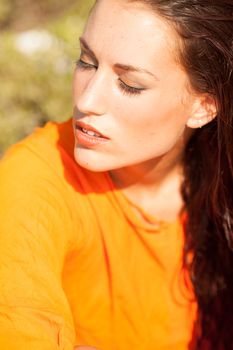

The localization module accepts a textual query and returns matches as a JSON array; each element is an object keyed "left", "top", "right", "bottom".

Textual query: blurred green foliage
[{"left": 0, "top": 0, "right": 95, "bottom": 154}]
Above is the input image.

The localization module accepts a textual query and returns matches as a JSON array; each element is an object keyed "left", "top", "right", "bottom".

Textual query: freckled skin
[
  {"left": 72, "top": 0, "right": 215, "bottom": 220},
  {"left": 73, "top": 0, "right": 197, "bottom": 174}
]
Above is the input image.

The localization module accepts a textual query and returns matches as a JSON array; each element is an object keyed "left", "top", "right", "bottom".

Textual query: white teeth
[
  {"left": 82, "top": 128, "right": 101, "bottom": 137},
  {"left": 86, "top": 130, "right": 95, "bottom": 136}
]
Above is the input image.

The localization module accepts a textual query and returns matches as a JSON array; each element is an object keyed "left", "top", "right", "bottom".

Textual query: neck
[
  {"left": 109, "top": 139, "right": 184, "bottom": 191},
  {"left": 109, "top": 135, "right": 189, "bottom": 222}
]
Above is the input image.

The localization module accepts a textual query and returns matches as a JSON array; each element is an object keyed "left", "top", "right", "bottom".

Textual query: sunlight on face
[{"left": 72, "top": 0, "right": 196, "bottom": 172}]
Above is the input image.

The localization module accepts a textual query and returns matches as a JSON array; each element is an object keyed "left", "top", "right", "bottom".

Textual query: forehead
[{"left": 82, "top": 0, "right": 179, "bottom": 67}]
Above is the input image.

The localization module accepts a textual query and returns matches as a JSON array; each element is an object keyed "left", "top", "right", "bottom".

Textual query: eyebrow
[{"left": 79, "top": 37, "right": 159, "bottom": 81}]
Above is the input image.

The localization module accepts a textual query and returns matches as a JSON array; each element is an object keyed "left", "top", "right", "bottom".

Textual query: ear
[{"left": 186, "top": 94, "right": 217, "bottom": 129}]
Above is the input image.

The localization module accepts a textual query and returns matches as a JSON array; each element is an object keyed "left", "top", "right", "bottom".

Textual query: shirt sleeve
[{"left": 0, "top": 142, "right": 76, "bottom": 350}]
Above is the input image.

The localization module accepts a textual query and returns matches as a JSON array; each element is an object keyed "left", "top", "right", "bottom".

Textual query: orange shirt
[{"left": 0, "top": 119, "right": 197, "bottom": 350}]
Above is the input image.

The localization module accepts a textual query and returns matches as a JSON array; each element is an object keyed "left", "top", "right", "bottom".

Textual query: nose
[{"left": 73, "top": 69, "right": 108, "bottom": 117}]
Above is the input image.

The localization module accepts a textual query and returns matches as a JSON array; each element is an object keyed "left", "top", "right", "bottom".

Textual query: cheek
[
  {"left": 113, "top": 96, "right": 155, "bottom": 130},
  {"left": 72, "top": 71, "right": 83, "bottom": 98},
  {"left": 73, "top": 70, "right": 92, "bottom": 101},
  {"left": 72, "top": 73, "right": 79, "bottom": 102},
  {"left": 114, "top": 95, "right": 176, "bottom": 135},
  {"left": 115, "top": 93, "right": 188, "bottom": 154}
]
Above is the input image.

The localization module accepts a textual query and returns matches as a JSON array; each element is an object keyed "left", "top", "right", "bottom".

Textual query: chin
[{"left": 73, "top": 148, "right": 111, "bottom": 173}]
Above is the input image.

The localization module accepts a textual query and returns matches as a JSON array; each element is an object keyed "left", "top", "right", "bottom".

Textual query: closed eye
[
  {"left": 75, "top": 59, "right": 145, "bottom": 97},
  {"left": 76, "top": 59, "right": 97, "bottom": 70}
]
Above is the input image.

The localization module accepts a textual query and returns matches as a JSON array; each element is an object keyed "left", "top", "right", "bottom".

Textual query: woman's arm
[{"left": 0, "top": 144, "right": 76, "bottom": 349}]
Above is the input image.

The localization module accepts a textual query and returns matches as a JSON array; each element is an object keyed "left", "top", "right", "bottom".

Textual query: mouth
[
  {"left": 74, "top": 120, "right": 109, "bottom": 140},
  {"left": 73, "top": 119, "right": 110, "bottom": 147}
]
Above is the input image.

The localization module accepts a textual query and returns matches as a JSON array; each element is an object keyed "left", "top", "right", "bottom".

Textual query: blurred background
[{"left": 0, "top": 0, "right": 95, "bottom": 155}]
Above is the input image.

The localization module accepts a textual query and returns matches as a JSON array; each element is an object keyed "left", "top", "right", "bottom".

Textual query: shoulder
[
  {"left": 0, "top": 118, "right": 83, "bottom": 192},
  {"left": 0, "top": 119, "right": 82, "bottom": 250},
  {"left": 0, "top": 118, "right": 113, "bottom": 249},
  {"left": 1, "top": 118, "right": 72, "bottom": 172}
]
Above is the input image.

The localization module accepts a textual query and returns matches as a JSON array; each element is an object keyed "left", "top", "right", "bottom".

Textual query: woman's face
[{"left": 73, "top": 0, "right": 196, "bottom": 172}]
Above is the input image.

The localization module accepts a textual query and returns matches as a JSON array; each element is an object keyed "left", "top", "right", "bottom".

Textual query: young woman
[{"left": 0, "top": 0, "right": 232, "bottom": 349}]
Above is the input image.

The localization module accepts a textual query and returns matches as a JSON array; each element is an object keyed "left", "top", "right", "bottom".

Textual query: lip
[
  {"left": 74, "top": 120, "right": 109, "bottom": 139},
  {"left": 73, "top": 119, "right": 110, "bottom": 148}
]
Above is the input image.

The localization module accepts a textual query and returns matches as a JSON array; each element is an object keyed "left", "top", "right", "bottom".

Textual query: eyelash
[{"left": 75, "top": 59, "right": 144, "bottom": 97}]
